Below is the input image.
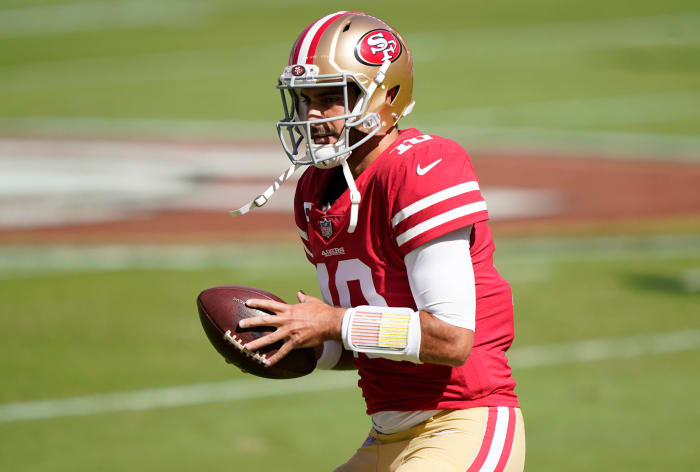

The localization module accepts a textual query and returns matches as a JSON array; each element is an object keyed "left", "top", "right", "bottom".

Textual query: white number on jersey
[
  {"left": 316, "top": 259, "right": 389, "bottom": 359},
  {"left": 316, "top": 259, "right": 387, "bottom": 307},
  {"left": 393, "top": 134, "right": 432, "bottom": 155}
]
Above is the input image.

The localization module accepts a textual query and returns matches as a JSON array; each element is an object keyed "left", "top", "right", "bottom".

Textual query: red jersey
[{"left": 294, "top": 128, "right": 519, "bottom": 414}]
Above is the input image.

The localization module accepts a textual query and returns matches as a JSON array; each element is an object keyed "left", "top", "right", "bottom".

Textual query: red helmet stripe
[
  {"left": 305, "top": 11, "right": 348, "bottom": 63},
  {"left": 293, "top": 11, "right": 348, "bottom": 65},
  {"left": 290, "top": 23, "right": 313, "bottom": 65}
]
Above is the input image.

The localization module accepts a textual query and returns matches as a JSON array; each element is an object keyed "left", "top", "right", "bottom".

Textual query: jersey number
[
  {"left": 316, "top": 259, "right": 387, "bottom": 307},
  {"left": 317, "top": 259, "right": 387, "bottom": 359},
  {"left": 394, "top": 134, "right": 432, "bottom": 155}
]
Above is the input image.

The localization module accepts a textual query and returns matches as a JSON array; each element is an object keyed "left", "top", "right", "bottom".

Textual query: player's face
[{"left": 298, "top": 86, "right": 358, "bottom": 145}]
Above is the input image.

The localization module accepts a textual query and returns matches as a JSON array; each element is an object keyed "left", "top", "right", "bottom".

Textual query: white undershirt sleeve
[{"left": 403, "top": 226, "right": 476, "bottom": 331}]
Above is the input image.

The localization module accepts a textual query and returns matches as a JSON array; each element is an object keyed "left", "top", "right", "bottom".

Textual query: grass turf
[
  {"left": 0, "top": 238, "right": 698, "bottom": 470},
  {"left": 0, "top": 0, "right": 698, "bottom": 138}
]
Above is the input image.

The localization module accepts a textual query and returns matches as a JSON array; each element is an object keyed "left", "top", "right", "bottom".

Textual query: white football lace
[{"left": 223, "top": 330, "right": 268, "bottom": 365}]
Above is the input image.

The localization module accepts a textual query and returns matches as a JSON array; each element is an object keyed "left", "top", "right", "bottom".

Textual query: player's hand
[{"left": 239, "top": 291, "right": 345, "bottom": 367}]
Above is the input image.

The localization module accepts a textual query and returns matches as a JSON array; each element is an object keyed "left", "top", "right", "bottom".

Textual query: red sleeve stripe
[
  {"left": 396, "top": 201, "right": 487, "bottom": 247},
  {"left": 391, "top": 181, "right": 480, "bottom": 227}
]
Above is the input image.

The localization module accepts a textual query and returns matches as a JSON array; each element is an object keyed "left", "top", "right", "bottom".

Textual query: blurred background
[{"left": 0, "top": 0, "right": 698, "bottom": 470}]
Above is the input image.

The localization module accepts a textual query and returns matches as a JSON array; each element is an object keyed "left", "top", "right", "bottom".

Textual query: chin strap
[
  {"left": 331, "top": 62, "right": 389, "bottom": 234},
  {"left": 232, "top": 60, "right": 389, "bottom": 225},
  {"left": 341, "top": 158, "right": 361, "bottom": 233},
  {"left": 230, "top": 163, "right": 302, "bottom": 217}
]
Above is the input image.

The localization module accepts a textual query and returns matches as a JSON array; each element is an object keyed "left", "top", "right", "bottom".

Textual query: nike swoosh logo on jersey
[{"left": 416, "top": 158, "right": 442, "bottom": 175}]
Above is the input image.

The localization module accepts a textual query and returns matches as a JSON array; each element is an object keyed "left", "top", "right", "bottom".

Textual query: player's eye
[{"left": 319, "top": 96, "right": 343, "bottom": 108}]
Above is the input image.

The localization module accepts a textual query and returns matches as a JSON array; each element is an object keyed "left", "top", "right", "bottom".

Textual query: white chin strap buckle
[{"left": 230, "top": 163, "right": 301, "bottom": 217}]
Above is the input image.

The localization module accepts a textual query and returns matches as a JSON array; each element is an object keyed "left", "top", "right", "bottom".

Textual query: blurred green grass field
[
  {"left": 1, "top": 0, "right": 699, "bottom": 471},
  {"left": 1, "top": 0, "right": 699, "bottom": 142},
  {"left": 1, "top": 238, "right": 699, "bottom": 471}
]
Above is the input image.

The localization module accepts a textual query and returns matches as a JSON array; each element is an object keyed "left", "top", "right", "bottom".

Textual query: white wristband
[
  {"left": 315, "top": 340, "right": 343, "bottom": 370},
  {"left": 341, "top": 305, "right": 422, "bottom": 364}
]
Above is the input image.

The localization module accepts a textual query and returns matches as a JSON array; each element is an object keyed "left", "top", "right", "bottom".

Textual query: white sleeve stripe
[
  {"left": 298, "top": 227, "right": 309, "bottom": 241},
  {"left": 391, "top": 181, "right": 480, "bottom": 227},
  {"left": 396, "top": 201, "right": 487, "bottom": 247},
  {"left": 302, "top": 244, "right": 313, "bottom": 257}
]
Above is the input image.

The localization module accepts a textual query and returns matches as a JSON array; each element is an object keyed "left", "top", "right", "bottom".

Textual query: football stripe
[
  {"left": 396, "top": 201, "right": 487, "bottom": 246},
  {"left": 296, "top": 11, "right": 347, "bottom": 65},
  {"left": 391, "top": 181, "right": 481, "bottom": 227}
]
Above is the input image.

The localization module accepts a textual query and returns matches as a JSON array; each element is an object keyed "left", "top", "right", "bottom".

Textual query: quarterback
[{"left": 234, "top": 11, "right": 525, "bottom": 472}]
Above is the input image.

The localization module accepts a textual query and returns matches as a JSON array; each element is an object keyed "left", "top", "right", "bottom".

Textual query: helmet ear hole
[
  {"left": 386, "top": 86, "right": 400, "bottom": 105},
  {"left": 348, "top": 82, "right": 362, "bottom": 108}
]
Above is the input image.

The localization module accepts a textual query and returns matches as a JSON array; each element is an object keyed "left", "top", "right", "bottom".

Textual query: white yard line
[
  {"left": 411, "top": 12, "right": 700, "bottom": 60},
  {"left": 0, "top": 119, "right": 698, "bottom": 161},
  {"left": 419, "top": 91, "right": 700, "bottom": 128},
  {"left": 0, "top": 0, "right": 211, "bottom": 39},
  {"left": 421, "top": 125, "right": 700, "bottom": 162},
  {"left": 0, "top": 235, "right": 699, "bottom": 276},
  {"left": 0, "top": 0, "right": 335, "bottom": 39},
  {"left": 1, "top": 329, "right": 698, "bottom": 423},
  {"left": 0, "top": 44, "right": 287, "bottom": 93},
  {"left": 2, "top": 12, "right": 699, "bottom": 89}
]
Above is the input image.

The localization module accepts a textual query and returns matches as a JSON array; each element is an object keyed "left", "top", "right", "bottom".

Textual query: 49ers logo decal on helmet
[
  {"left": 354, "top": 29, "right": 402, "bottom": 66},
  {"left": 291, "top": 65, "right": 306, "bottom": 76}
]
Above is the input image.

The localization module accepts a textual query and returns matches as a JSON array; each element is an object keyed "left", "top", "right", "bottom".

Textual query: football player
[{"left": 234, "top": 11, "right": 525, "bottom": 472}]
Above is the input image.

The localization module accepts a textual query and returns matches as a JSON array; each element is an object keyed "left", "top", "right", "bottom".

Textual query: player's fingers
[
  {"left": 243, "top": 329, "right": 286, "bottom": 352},
  {"left": 264, "top": 342, "right": 294, "bottom": 367},
  {"left": 245, "top": 298, "right": 288, "bottom": 313},
  {"left": 297, "top": 290, "right": 324, "bottom": 305},
  {"left": 238, "top": 314, "right": 281, "bottom": 329}
]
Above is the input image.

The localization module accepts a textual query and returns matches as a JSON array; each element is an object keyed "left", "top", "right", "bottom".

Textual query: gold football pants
[{"left": 335, "top": 407, "right": 525, "bottom": 472}]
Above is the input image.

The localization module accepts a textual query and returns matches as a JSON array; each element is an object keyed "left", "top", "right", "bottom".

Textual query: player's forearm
[{"left": 417, "top": 310, "right": 473, "bottom": 366}]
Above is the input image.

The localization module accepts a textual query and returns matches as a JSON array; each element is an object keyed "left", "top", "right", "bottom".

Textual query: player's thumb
[{"left": 297, "top": 290, "right": 307, "bottom": 303}]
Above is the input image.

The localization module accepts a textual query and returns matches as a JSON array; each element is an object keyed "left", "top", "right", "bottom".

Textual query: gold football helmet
[
  {"left": 277, "top": 11, "right": 415, "bottom": 169},
  {"left": 232, "top": 12, "right": 413, "bottom": 232}
]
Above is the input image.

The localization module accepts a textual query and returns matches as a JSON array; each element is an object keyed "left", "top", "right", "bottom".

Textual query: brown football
[{"left": 197, "top": 285, "right": 317, "bottom": 379}]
